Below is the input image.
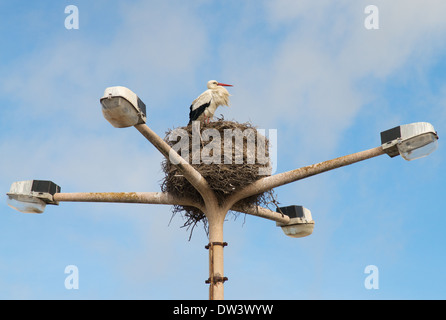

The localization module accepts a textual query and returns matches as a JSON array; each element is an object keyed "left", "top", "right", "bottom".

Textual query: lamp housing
[
  {"left": 100, "top": 86, "right": 147, "bottom": 128},
  {"left": 276, "top": 205, "right": 315, "bottom": 238},
  {"left": 381, "top": 122, "right": 438, "bottom": 161},
  {"left": 6, "top": 180, "right": 60, "bottom": 214}
]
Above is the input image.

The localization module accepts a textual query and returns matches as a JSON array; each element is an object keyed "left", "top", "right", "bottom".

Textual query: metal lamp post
[{"left": 6, "top": 86, "right": 439, "bottom": 300}]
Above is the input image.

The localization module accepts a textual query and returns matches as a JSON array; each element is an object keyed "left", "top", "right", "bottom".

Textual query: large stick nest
[{"left": 161, "top": 120, "right": 276, "bottom": 237}]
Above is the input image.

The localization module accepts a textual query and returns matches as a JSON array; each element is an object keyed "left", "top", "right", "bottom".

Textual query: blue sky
[{"left": 0, "top": 0, "right": 445, "bottom": 300}]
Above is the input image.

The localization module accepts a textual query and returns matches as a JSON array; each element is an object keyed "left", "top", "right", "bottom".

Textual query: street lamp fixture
[
  {"left": 100, "top": 86, "right": 147, "bottom": 128},
  {"left": 6, "top": 180, "right": 60, "bottom": 214},
  {"left": 276, "top": 205, "right": 315, "bottom": 238},
  {"left": 381, "top": 122, "right": 439, "bottom": 161},
  {"left": 6, "top": 82, "right": 440, "bottom": 299}
]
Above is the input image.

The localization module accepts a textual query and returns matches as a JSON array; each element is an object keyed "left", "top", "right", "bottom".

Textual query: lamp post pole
[{"left": 206, "top": 208, "right": 226, "bottom": 300}]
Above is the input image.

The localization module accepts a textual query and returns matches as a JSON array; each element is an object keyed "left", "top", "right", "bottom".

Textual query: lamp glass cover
[
  {"left": 7, "top": 195, "right": 46, "bottom": 213},
  {"left": 281, "top": 223, "right": 314, "bottom": 238},
  {"left": 398, "top": 133, "right": 438, "bottom": 161},
  {"left": 101, "top": 97, "right": 140, "bottom": 128}
]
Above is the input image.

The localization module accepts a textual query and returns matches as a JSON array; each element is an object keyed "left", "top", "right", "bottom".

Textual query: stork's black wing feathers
[{"left": 188, "top": 101, "right": 211, "bottom": 125}]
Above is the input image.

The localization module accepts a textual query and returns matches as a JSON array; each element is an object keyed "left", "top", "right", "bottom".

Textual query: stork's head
[{"left": 207, "top": 80, "right": 233, "bottom": 89}]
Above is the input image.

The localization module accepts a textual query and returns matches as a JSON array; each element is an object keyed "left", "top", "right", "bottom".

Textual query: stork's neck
[{"left": 214, "top": 86, "right": 229, "bottom": 94}]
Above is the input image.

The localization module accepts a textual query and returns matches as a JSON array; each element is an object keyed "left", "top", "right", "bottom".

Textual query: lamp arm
[
  {"left": 223, "top": 146, "right": 385, "bottom": 210},
  {"left": 53, "top": 191, "right": 204, "bottom": 211},
  {"left": 230, "top": 203, "right": 290, "bottom": 224}
]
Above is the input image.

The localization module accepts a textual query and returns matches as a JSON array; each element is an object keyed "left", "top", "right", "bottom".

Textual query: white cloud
[
  {"left": 1, "top": 1, "right": 209, "bottom": 131},
  {"left": 0, "top": 132, "right": 164, "bottom": 192},
  {"left": 220, "top": 0, "right": 446, "bottom": 162}
]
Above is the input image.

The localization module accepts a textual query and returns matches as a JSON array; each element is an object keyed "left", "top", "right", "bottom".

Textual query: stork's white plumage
[{"left": 188, "top": 80, "right": 233, "bottom": 125}]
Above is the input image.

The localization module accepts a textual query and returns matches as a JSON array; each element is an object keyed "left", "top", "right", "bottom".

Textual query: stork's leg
[
  {"left": 199, "top": 131, "right": 204, "bottom": 147},
  {"left": 198, "top": 118, "right": 204, "bottom": 146}
]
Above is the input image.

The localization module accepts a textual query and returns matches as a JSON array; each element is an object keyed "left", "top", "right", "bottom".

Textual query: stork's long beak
[{"left": 217, "top": 83, "right": 233, "bottom": 87}]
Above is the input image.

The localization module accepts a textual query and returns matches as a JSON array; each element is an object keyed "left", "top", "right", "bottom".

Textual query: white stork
[{"left": 188, "top": 80, "right": 233, "bottom": 125}]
